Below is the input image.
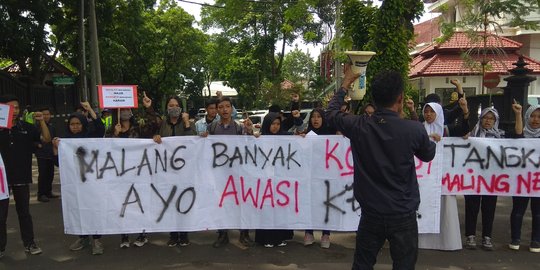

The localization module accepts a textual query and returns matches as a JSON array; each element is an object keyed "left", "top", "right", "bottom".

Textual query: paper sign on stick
[
  {"left": 0, "top": 103, "right": 14, "bottom": 129},
  {"left": 98, "top": 85, "right": 138, "bottom": 109}
]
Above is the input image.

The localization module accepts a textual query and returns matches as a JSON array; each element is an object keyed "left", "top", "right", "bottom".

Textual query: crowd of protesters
[{"left": 0, "top": 68, "right": 539, "bottom": 270}]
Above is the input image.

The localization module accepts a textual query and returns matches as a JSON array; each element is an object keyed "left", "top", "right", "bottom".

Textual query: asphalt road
[{"left": 0, "top": 161, "right": 538, "bottom": 270}]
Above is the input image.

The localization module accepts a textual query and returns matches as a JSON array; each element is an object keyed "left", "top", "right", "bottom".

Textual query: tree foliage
[
  {"left": 0, "top": 0, "right": 63, "bottom": 82},
  {"left": 200, "top": 0, "right": 335, "bottom": 107},
  {"left": 281, "top": 46, "right": 316, "bottom": 83},
  {"left": 1, "top": 0, "right": 206, "bottom": 109},
  {"left": 340, "top": 0, "right": 423, "bottom": 100},
  {"left": 51, "top": 0, "right": 207, "bottom": 107}
]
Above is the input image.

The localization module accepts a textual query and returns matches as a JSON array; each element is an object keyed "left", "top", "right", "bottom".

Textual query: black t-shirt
[{"left": 0, "top": 121, "right": 41, "bottom": 185}]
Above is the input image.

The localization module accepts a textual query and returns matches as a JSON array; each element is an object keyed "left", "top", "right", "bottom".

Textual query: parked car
[
  {"left": 528, "top": 95, "right": 540, "bottom": 106},
  {"left": 247, "top": 110, "right": 268, "bottom": 133},
  {"left": 197, "top": 108, "right": 206, "bottom": 119}
]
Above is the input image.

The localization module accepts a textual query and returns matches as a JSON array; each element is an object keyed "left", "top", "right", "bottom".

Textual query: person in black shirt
[
  {"left": 35, "top": 107, "right": 58, "bottom": 202},
  {"left": 0, "top": 95, "right": 51, "bottom": 257},
  {"left": 326, "top": 66, "right": 436, "bottom": 270}
]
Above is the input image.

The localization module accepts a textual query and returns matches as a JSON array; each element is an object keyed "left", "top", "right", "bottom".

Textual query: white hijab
[
  {"left": 423, "top": 102, "right": 444, "bottom": 141},
  {"left": 471, "top": 107, "right": 504, "bottom": 138},
  {"left": 524, "top": 105, "right": 540, "bottom": 138}
]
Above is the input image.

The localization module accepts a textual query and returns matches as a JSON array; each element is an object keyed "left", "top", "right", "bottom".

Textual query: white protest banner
[
  {"left": 441, "top": 137, "right": 540, "bottom": 196},
  {"left": 98, "top": 85, "right": 138, "bottom": 108},
  {"left": 417, "top": 142, "right": 443, "bottom": 233},
  {"left": 0, "top": 155, "right": 9, "bottom": 200},
  {"left": 59, "top": 136, "right": 442, "bottom": 235},
  {"left": 0, "top": 103, "right": 14, "bottom": 129}
]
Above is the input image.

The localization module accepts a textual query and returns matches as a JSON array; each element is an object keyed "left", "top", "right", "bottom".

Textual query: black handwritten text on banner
[{"left": 59, "top": 136, "right": 444, "bottom": 235}]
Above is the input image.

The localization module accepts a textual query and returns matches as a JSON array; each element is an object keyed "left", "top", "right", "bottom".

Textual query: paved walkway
[{"left": 0, "top": 163, "right": 538, "bottom": 270}]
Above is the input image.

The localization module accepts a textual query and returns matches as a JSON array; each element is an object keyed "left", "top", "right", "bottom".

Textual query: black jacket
[
  {"left": 0, "top": 121, "right": 42, "bottom": 185},
  {"left": 326, "top": 89, "right": 436, "bottom": 215}
]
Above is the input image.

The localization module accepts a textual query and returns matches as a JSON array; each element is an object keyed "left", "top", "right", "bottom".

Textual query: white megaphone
[{"left": 345, "top": 51, "right": 376, "bottom": 100}]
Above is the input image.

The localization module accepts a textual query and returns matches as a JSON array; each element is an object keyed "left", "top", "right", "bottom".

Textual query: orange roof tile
[
  {"left": 419, "top": 32, "right": 522, "bottom": 55},
  {"left": 410, "top": 53, "right": 540, "bottom": 77},
  {"left": 409, "top": 32, "right": 540, "bottom": 77}
]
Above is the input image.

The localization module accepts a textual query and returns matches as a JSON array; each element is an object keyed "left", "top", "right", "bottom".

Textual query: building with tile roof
[{"left": 411, "top": 1, "right": 540, "bottom": 104}]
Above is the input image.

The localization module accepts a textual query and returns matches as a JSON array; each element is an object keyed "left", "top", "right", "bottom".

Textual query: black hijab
[
  {"left": 307, "top": 108, "right": 335, "bottom": 135},
  {"left": 65, "top": 112, "right": 89, "bottom": 138},
  {"left": 261, "top": 112, "right": 285, "bottom": 135}
]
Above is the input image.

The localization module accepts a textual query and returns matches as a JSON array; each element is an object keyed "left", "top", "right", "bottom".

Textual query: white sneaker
[
  {"left": 304, "top": 233, "right": 314, "bottom": 246},
  {"left": 92, "top": 239, "right": 104, "bottom": 255},
  {"left": 465, "top": 235, "right": 476, "bottom": 250},
  {"left": 134, "top": 235, "right": 148, "bottom": 247},
  {"left": 320, "top": 235, "right": 330, "bottom": 249}
]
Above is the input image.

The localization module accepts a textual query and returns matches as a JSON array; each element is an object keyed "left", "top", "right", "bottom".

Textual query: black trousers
[
  {"left": 0, "top": 185, "right": 35, "bottom": 250},
  {"left": 37, "top": 158, "right": 55, "bottom": 196},
  {"left": 464, "top": 195, "right": 498, "bottom": 237},
  {"left": 352, "top": 211, "right": 418, "bottom": 270},
  {"left": 510, "top": 197, "right": 540, "bottom": 242}
]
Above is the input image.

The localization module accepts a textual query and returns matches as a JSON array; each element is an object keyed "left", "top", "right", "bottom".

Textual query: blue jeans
[
  {"left": 510, "top": 197, "right": 540, "bottom": 242},
  {"left": 352, "top": 211, "right": 418, "bottom": 270}
]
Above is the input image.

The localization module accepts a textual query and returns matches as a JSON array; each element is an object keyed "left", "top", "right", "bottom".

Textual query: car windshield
[
  {"left": 249, "top": 116, "right": 262, "bottom": 124},
  {"left": 528, "top": 96, "right": 540, "bottom": 106}
]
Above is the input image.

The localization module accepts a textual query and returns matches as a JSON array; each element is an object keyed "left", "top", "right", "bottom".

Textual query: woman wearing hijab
[
  {"left": 303, "top": 108, "right": 336, "bottom": 248},
  {"left": 465, "top": 107, "right": 505, "bottom": 251},
  {"left": 509, "top": 103, "right": 540, "bottom": 252},
  {"left": 418, "top": 101, "right": 468, "bottom": 251},
  {"left": 53, "top": 102, "right": 105, "bottom": 255},
  {"left": 254, "top": 113, "right": 295, "bottom": 248}
]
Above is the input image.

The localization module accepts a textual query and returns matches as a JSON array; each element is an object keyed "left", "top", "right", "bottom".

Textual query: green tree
[
  {"left": 200, "top": 0, "right": 335, "bottom": 107},
  {"left": 0, "top": 0, "right": 63, "bottom": 83},
  {"left": 282, "top": 46, "right": 316, "bottom": 84},
  {"left": 51, "top": 0, "right": 207, "bottom": 107},
  {"left": 366, "top": 0, "right": 423, "bottom": 80},
  {"left": 339, "top": 0, "right": 423, "bottom": 102},
  {"left": 340, "top": 0, "right": 377, "bottom": 51}
]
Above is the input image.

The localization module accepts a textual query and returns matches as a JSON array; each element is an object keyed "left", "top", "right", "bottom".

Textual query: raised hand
[
  {"left": 33, "top": 111, "right": 44, "bottom": 122},
  {"left": 341, "top": 63, "right": 361, "bottom": 90},
  {"left": 512, "top": 99, "right": 522, "bottom": 114},
  {"left": 458, "top": 93, "right": 469, "bottom": 114},
  {"left": 243, "top": 117, "right": 253, "bottom": 129},
  {"left": 405, "top": 99, "right": 415, "bottom": 111},
  {"left": 142, "top": 91, "right": 152, "bottom": 108},
  {"left": 80, "top": 101, "right": 92, "bottom": 112},
  {"left": 181, "top": 112, "right": 190, "bottom": 124}
]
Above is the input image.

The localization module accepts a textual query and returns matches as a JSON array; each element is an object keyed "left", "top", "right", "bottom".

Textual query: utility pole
[
  {"left": 88, "top": 0, "right": 102, "bottom": 108},
  {"left": 334, "top": 0, "right": 342, "bottom": 92},
  {"left": 79, "top": 0, "right": 88, "bottom": 101}
]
